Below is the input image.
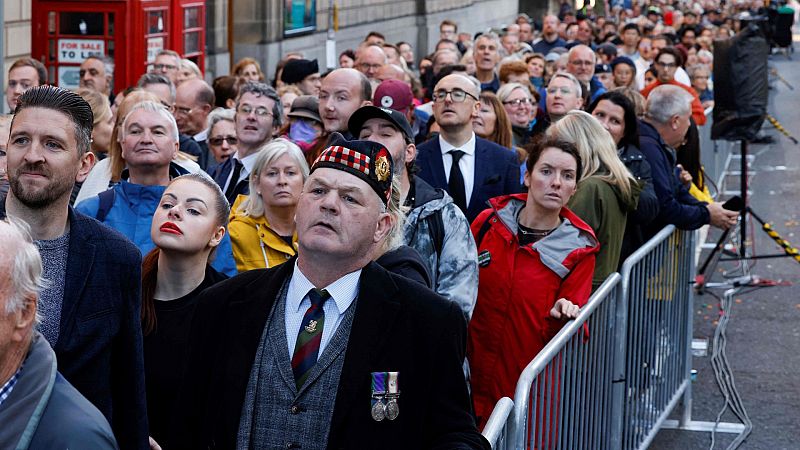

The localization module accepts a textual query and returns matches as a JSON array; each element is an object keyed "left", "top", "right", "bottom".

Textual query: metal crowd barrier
[
  {"left": 482, "top": 397, "right": 514, "bottom": 449},
  {"left": 611, "top": 225, "right": 695, "bottom": 450},
  {"left": 485, "top": 225, "right": 695, "bottom": 450},
  {"left": 506, "top": 273, "right": 622, "bottom": 450}
]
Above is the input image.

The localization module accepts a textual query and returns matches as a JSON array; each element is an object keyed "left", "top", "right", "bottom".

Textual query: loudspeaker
[{"left": 711, "top": 22, "right": 769, "bottom": 141}]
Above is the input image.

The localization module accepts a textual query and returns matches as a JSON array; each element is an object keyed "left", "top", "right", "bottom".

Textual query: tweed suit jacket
[
  {"left": 415, "top": 136, "right": 522, "bottom": 223},
  {"left": 172, "top": 259, "right": 489, "bottom": 450}
]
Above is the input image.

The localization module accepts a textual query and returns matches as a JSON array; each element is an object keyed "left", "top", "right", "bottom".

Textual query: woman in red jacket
[{"left": 468, "top": 136, "right": 599, "bottom": 427}]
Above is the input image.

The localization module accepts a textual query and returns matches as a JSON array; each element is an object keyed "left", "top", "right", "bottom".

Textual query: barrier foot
[{"left": 661, "top": 419, "right": 746, "bottom": 434}]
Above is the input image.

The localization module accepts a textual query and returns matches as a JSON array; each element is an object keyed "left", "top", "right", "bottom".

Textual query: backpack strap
[
  {"left": 474, "top": 211, "right": 496, "bottom": 248},
  {"left": 95, "top": 188, "right": 116, "bottom": 222},
  {"left": 425, "top": 210, "right": 445, "bottom": 259}
]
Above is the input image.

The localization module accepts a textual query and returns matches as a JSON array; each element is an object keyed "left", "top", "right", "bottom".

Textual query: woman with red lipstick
[
  {"left": 468, "top": 137, "right": 599, "bottom": 428},
  {"left": 229, "top": 138, "right": 309, "bottom": 272},
  {"left": 140, "top": 173, "right": 230, "bottom": 449}
]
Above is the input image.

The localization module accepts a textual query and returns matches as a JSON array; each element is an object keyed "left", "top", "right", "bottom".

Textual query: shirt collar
[
  {"left": 234, "top": 151, "right": 262, "bottom": 175},
  {"left": 193, "top": 128, "right": 209, "bottom": 142},
  {"left": 439, "top": 132, "right": 476, "bottom": 156},
  {"left": 288, "top": 261, "right": 361, "bottom": 314}
]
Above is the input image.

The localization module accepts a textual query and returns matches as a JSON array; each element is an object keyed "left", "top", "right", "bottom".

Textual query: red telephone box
[{"left": 31, "top": 0, "right": 205, "bottom": 92}]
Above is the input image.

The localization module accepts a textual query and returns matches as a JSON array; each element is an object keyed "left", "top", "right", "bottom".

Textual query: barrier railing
[
  {"left": 494, "top": 225, "right": 695, "bottom": 449},
  {"left": 611, "top": 225, "right": 695, "bottom": 449},
  {"left": 507, "top": 273, "right": 622, "bottom": 450},
  {"left": 482, "top": 397, "right": 514, "bottom": 449}
]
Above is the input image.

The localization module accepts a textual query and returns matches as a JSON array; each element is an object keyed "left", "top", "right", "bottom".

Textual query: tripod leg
[{"left": 698, "top": 227, "right": 732, "bottom": 284}]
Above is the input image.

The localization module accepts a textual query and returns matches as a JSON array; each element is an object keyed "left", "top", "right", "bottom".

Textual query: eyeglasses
[
  {"left": 432, "top": 88, "right": 479, "bottom": 103},
  {"left": 569, "top": 60, "right": 594, "bottom": 67},
  {"left": 153, "top": 63, "right": 178, "bottom": 71},
  {"left": 209, "top": 136, "right": 238, "bottom": 146},
  {"left": 502, "top": 98, "right": 534, "bottom": 107},
  {"left": 655, "top": 61, "right": 678, "bottom": 69},
  {"left": 546, "top": 86, "right": 575, "bottom": 95},
  {"left": 237, "top": 105, "right": 273, "bottom": 117},
  {"left": 358, "top": 62, "right": 383, "bottom": 71}
]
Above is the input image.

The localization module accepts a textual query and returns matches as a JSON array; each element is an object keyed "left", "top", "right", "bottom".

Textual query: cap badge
[{"left": 375, "top": 155, "right": 391, "bottom": 182}]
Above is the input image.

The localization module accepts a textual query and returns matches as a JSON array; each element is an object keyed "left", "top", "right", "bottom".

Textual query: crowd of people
[{"left": 1, "top": 0, "right": 768, "bottom": 448}]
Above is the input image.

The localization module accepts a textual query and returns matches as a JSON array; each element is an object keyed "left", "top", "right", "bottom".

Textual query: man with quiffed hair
[
  {"left": 1, "top": 85, "right": 148, "bottom": 449},
  {"left": 172, "top": 133, "right": 489, "bottom": 450}
]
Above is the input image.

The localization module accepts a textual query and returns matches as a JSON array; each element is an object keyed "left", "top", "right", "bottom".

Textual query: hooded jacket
[
  {"left": 467, "top": 194, "right": 598, "bottom": 426},
  {"left": 75, "top": 174, "right": 238, "bottom": 277},
  {"left": 638, "top": 120, "right": 710, "bottom": 240},
  {"left": 568, "top": 172, "right": 641, "bottom": 289},
  {"left": 403, "top": 176, "right": 478, "bottom": 318},
  {"left": 228, "top": 195, "right": 298, "bottom": 272},
  {"left": 0, "top": 333, "right": 117, "bottom": 450}
]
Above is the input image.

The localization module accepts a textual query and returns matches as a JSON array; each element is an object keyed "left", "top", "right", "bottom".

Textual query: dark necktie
[
  {"left": 448, "top": 150, "right": 467, "bottom": 213},
  {"left": 224, "top": 159, "right": 244, "bottom": 201},
  {"left": 291, "top": 288, "right": 331, "bottom": 389}
]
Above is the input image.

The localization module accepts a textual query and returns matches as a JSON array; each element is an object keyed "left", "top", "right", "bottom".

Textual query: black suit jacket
[
  {"left": 172, "top": 259, "right": 489, "bottom": 450},
  {"left": 55, "top": 209, "right": 149, "bottom": 450},
  {"left": 416, "top": 136, "right": 522, "bottom": 223}
]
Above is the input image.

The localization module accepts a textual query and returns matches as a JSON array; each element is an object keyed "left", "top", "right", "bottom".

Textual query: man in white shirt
[{"left": 210, "top": 81, "right": 282, "bottom": 203}]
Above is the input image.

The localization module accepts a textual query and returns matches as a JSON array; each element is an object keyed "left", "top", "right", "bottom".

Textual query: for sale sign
[{"left": 58, "top": 39, "right": 105, "bottom": 64}]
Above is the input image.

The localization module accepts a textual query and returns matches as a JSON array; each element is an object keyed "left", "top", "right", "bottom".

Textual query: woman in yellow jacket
[{"left": 229, "top": 138, "right": 309, "bottom": 271}]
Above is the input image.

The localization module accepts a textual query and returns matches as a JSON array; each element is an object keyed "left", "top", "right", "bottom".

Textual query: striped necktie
[{"left": 291, "top": 288, "right": 331, "bottom": 389}]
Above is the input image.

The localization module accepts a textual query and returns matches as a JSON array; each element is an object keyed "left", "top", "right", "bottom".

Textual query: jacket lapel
[
  {"left": 421, "top": 139, "right": 448, "bottom": 190},
  {"left": 469, "top": 141, "right": 490, "bottom": 212},
  {"left": 56, "top": 210, "right": 95, "bottom": 353},
  {"left": 329, "top": 262, "right": 402, "bottom": 432}
]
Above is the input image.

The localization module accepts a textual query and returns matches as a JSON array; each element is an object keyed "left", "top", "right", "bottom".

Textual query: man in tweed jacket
[{"left": 173, "top": 135, "right": 488, "bottom": 449}]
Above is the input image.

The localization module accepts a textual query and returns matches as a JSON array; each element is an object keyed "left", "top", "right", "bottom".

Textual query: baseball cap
[
  {"left": 373, "top": 79, "right": 414, "bottom": 114},
  {"left": 348, "top": 105, "right": 414, "bottom": 141}
]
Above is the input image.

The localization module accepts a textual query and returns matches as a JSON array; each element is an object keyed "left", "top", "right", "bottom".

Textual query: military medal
[
  {"left": 478, "top": 250, "right": 491, "bottom": 267},
  {"left": 385, "top": 372, "right": 400, "bottom": 420},
  {"left": 370, "top": 372, "right": 387, "bottom": 422}
]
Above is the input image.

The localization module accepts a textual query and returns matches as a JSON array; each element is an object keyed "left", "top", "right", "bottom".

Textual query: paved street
[{"left": 651, "top": 51, "right": 800, "bottom": 450}]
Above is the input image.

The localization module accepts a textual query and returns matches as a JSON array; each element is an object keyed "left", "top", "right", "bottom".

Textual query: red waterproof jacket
[{"left": 468, "top": 194, "right": 599, "bottom": 426}]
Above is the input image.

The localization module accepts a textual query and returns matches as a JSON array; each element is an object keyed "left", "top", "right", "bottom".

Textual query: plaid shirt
[{"left": 0, "top": 364, "right": 23, "bottom": 409}]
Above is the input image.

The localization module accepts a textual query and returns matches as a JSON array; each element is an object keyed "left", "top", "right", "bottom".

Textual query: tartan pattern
[
  {"left": 316, "top": 146, "right": 372, "bottom": 176},
  {"left": 291, "top": 288, "right": 331, "bottom": 389}
]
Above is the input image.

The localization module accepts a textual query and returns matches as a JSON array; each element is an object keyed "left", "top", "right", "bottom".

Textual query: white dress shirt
[
  {"left": 222, "top": 150, "right": 261, "bottom": 193},
  {"left": 285, "top": 261, "right": 361, "bottom": 359},
  {"left": 439, "top": 132, "right": 477, "bottom": 206}
]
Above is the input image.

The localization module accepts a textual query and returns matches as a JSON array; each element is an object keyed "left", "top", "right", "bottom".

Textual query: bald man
[
  {"left": 318, "top": 68, "right": 372, "bottom": 136},
  {"left": 566, "top": 44, "right": 607, "bottom": 103},
  {"left": 415, "top": 74, "right": 520, "bottom": 222},
  {"left": 174, "top": 78, "right": 215, "bottom": 169}
]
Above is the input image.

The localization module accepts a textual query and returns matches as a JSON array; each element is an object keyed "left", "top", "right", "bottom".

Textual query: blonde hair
[
  {"left": 238, "top": 138, "right": 309, "bottom": 218},
  {"left": 547, "top": 110, "right": 635, "bottom": 198},
  {"left": 75, "top": 88, "right": 112, "bottom": 126},
  {"left": 380, "top": 175, "right": 405, "bottom": 253}
]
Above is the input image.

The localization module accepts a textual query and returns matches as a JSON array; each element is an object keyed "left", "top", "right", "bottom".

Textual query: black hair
[
  {"left": 587, "top": 91, "right": 640, "bottom": 149},
  {"left": 655, "top": 46, "right": 685, "bottom": 68},
  {"left": 622, "top": 23, "right": 641, "bottom": 34},
  {"left": 676, "top": 117, "right": 705, "bottom": 191},
  {"left": 14, "top": 85, "right": 93, "bottom": 156}
]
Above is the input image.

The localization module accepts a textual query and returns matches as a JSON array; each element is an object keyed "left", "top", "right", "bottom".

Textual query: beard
[{"left": 10, "top": 162, "right": 76, "bottom": 209}]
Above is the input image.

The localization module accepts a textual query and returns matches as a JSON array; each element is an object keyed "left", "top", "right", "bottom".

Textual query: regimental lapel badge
[{"left": 371, "top": 371, "right": 400, "bottom": 422}]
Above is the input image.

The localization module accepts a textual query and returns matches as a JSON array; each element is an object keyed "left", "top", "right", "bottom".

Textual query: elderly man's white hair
[
  {"left": 549, "top": 71, "right": 584, "bottom": 98},
  {"left": 645, "top": 85, "right": 693, "bottom": 124},
  {"left": 121, "top": 100, "right": 180, "bottom": 141},
  {"left": 1, "top": 219, "right": 46, "bottom": 322}
]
